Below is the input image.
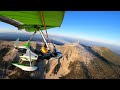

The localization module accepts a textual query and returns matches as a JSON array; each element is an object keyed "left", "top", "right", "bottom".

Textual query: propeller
[
  {"left": 11, "top": 38, "right": 19, "bottom": 58},
  {"left": 14, "top": 37, "right": 19, "bottom": 49}
]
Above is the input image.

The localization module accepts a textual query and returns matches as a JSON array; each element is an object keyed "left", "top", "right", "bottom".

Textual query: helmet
[{"left": 41, "top": 44, "right": 49, "bottom": 54}]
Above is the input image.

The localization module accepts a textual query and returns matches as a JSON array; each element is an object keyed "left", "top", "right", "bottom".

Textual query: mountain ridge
[
  {"left": 0, "top": 32, "right": 120, "bottom": 55},
  {"left": 0, "top": 41, "right": 120, "bottom": 79}
]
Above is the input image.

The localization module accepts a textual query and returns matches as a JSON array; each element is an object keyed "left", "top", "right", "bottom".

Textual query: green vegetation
[
  {"left": 59, "top": 61, "right": 86, "bottom": 79},
  {"left": 94, "top": 47, "right": 120, "bottom": 65}
]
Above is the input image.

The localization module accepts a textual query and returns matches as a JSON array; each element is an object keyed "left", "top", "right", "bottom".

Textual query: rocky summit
[{"left": 0, "top": 41, "right": 120, "bottom": 79}]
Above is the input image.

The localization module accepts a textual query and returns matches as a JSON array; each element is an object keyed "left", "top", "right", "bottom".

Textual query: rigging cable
[{"left": 40, "top": 11, "right": 51, "bottom": 44}]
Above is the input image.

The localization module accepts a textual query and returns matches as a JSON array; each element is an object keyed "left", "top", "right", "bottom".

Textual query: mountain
[
  {"left": 0, "top": 41, "right": 120, "bottom": 79},
  {"left": 43, "top": 35, "right": 120, "bottom": 56},
  {"left": 0, "top": 32, "right": 66, "bottom": 45},
  {"left": 0, "top": 32, "right": 120, "bottom": 55},
  {"left": 59, "top": 43, "right": 120, "bottom": 79},
  {"left": 0, "top": 32, "right": 38, "bottom": 41}
]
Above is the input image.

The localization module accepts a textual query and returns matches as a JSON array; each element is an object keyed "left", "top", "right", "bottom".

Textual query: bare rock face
[
  {"left": 0, "top": 41, "right": 120, "bottom": 79},
  {"left": 45, "top": 43, "right": 96, "bottom": 79},
  {"left": 60, "top": 44, "right": 120, "bottom": 79}
]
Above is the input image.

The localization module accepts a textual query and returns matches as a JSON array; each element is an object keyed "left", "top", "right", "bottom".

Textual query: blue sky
[
  {"left": 0, "top": 11, "right": 120, "bottom": 46},
  {"left": 48, "top": 11, "right": 120, "bottom": 46}
]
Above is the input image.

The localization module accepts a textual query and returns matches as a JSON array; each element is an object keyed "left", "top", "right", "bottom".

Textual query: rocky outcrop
[{"left": 0, "top": 41, "right": 120, "bottom": 79}]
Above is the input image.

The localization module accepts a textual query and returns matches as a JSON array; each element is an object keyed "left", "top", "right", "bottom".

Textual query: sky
[{"left": 0, "top": 11, "right": 120, "bottom": 46}]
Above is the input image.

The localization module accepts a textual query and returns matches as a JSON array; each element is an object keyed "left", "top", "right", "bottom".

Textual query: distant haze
[{"left": 0, "top": 32, "right": 120, "bottom": 55}]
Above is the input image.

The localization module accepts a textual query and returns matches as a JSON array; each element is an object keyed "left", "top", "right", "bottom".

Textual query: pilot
[{"left": 35, "top": 42, "right": 62, "bottom": 74}]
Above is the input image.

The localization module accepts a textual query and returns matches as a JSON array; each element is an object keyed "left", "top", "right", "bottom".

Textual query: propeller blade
[{"left": 14, "top": 37, "right": 19, "bottom": 48}]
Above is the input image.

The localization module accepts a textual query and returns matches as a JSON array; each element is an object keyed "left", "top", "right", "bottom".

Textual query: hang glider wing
[{"left": 0, "top": 11, "right": 65, "bottom": 32}]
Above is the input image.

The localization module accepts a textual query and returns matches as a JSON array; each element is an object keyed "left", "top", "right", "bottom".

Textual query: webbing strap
[{"left": 40, "top": 11, "right": 51, "bottom": 43}]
